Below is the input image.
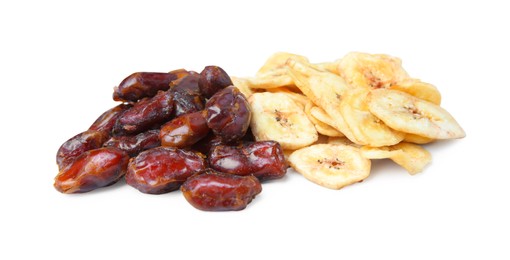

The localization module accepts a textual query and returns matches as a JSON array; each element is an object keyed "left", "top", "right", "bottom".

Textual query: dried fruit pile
[{"left": 54, "top": 66, "right": 286, "bottom": 211}]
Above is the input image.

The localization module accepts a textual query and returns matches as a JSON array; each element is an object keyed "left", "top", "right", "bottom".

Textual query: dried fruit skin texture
[
  {"left": 199, "top": 66, "right": 233, "bottom": 98},
  {"left": 170, "top": 74, "right": 205, "bottom": 117},
  {"left": 56, "top": 130, "right": 109, "bottom": 170},
  {"left": 103, "top": 130, "right": 161, "bottom": 157},
  {"left": 205, "top": 86, "right": 251, "bottom": 143},
  {"left": 54, "top": 147, "right": 129, "bottom": 194},
  {"left": 181, "top": 171, "right": 262, "bottom": 211},
  {"left": 209, "top": 141, "right": 287, "bottom": 181},
  {"left": 88, "top": 103, "right": 131, "bottom": 135},
  {"left": 160, "top": 111, "right": 210, "bottom": 148},
  {"left": 113, "top": 69, "right": 189, "bottom": 102},
  {"left": 126, "top": 147, "right": 207, "bottom": 194},
  {"left": 113, "top": 90, "right": 174, "bottom": 135}
]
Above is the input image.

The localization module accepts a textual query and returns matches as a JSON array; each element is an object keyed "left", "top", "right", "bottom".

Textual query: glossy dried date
[
  {"left": 199, "top": 66, "right": 233, "bottom": 98},
  {"left": 181, "top": 170, "right": 262, "bottom": 211},
  {"left": 103, "top": 130, "right": 160, "bottom": 157},
  {"left": 54, "top": 147, "right": 129, "bottom": 194},
  {"left": 126, "top": 147, "right": 206, "bottom": 194},
  {"left": 205, "top": 86, "right": 251, "bottom": 143},
  {"left": 209, "top": 141, "right": 287, "bottom": 181},
  {"left": 113, "top": 90, "right": 174, "bottom": 135},
  {"left": 170, "top": 74, "right": 205, "bottom": 117},
  {"left": 56, "top": 130, "right": 109, "bottom": 169},
  {"left": 113, "top": 69, "right": 189, "bottom": 102},
  {"left": 160, "top": 111, "right": 209, "bottom": 148},
  {"left": 89, "top": 103, "right": 131, "bottom": 134}
]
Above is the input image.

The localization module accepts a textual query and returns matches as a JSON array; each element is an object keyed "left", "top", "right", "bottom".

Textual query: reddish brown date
[
  {"left": 88, "top": 103, "right": 131, "bottom": 134},
  {"left": 126, "top": 147, "right": 206, "bottom": 194},
  {"left": 160, "top": 111, "right": 209, "bottom": 148},
  {"left": 205, "top": 86, "right": 251, "bottom": 143},
  {"left": 199, "top": 66, "right": 233, "bottom": 98},
  {"left": 56, "top": 130, "right": 109, "bottom": 169},
  {"left": 170, "top": 74, "right": 205, "bottom": 117},
  {"left": 113, "top": 69, "right": 189, "bottom": 102},
  {"left": 191, "top": 133, "right": 230, "bottom": 155},
  {"left": 181, "top": 170, "right": 262, "bottom": 211},
  {"left": 209, "top": 141, "right": 287, "bottom": 181},
  {"left": 54, "top": 147, "right": 129, "bottom": 194},
  {"left": 103, "top": 130, "right": 160, "bottom": 157},
  {"left": 113, "top": 90, "right": 174, "bottom": 135}
]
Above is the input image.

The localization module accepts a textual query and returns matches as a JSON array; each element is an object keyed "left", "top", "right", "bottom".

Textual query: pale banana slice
[
  {"left": 288, "top": 144, "right": 371, "bottom": 189},
  {"left": 230, "top": 76, "right": 253, "bottom": 98},
  {"left": 309, "top": 106, "right": 343, "bottom": 134},
  {"left": 340, "top": 88, "right": 405, "bottom": 146},
  {"left": 304, "top": 100, "right": 344, "bottom": 137},
  {"left": 312, "top": 61, "right": 340, "bottom": 74},
  {"left": 390, "top": 78, "right": 441, "bottom": 105},
  {"left": 368, "top": 89, "right": 466, "bottom": 139},
  {"left": 266, "top": 87, "right": 309, "bottom": 108},
  {"left": 327, "top": 136, "right": 360, "bottom": 147},
  {"left": 246, "top": 68, "right": 294, "bottom": 89},
  {"left": 338, "top": 52, "right": 410, "bottom": 90},
  {"left": 286, "top": 58, "right": 359, "bottom": 143},
  {"left": 257, "top": 52, "right": 309, "bottom": 75},
  {"left": 404, "top": 133, "right": 435, "bottom": 144},
  {"left": 249, "top": 92, "right": 318, "bottom": 150},
  {"left": 360, "top": 143, "right": 432, "bottom": 174}
]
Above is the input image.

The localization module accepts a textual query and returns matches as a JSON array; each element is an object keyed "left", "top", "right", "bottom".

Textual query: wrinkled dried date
[
  {"left": 170, "top": 74, "right": 205, "bottom": 117},
  {"left": 160, "top": 111, "right": 210, "bottom": 148},
  {"left": 199, "top": 66, "right": 233, "bottom": 98},
  {"left": 54, "top": 147, "right": 129, "bottom": 194},
  {"left": 113, "top": 69, "right": 190, "bottom": 102},
  {"left": 209, "top": 141, "right": 287, "bottom": 181},
  {"left": 89, "top": 103, "right": 131, "bottom": 134},
  {"left": 205, "top": 86, "right": 251, "bottom": 143},
  {"left": 56, "top": 130, "right": 109, "bottom": 169},
  {"left": 181, "top": 169, "right": 262, "bottom": 211},
  {"left": 104, "top": 130, "right": 160, "bottom": 157},
  {"left": 113, "top": 90, "right": 174, "bottom": 135},
  {"left": 126, "top": 147, "right": 206, "bottom": 194}
]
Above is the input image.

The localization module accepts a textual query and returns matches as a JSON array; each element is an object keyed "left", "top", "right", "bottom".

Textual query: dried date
[
  {"left": 103, "top": 130, "right": 160, "bottom": 157},
  {"left": 170, "top": 74, "right": 205, "bottom": 117},
  {"left": 56, "top": 130, "right": 109, "bottom": 169},
  {"left": 54, "top": 147, "right": 129, "bottom": 194},
  {"left": 160, "top": 111, "right": 209, "bottom": 148},
  {"left": 126, "top": 147, "right": 206, "bottom": 194},
  {"left": 89, "top": 103, "right": 131, "bottom": 135},
  {"left": 113, "top": 90, "right": 174, "bottom": 135},
  {"left": 205, "top": 86, "right": 251, "bottom": 143},
  {"left": 113, "top": 69, "right": 189, "bottom": 102},
  {"left": 181, "top": 169, "right": 262, "bottom": 211},
  {"left": 209, "top": 141, "right": 287, "bottom": 181},
  {"left": 199, "top": 66, "right": 233, "bottom": 98}
]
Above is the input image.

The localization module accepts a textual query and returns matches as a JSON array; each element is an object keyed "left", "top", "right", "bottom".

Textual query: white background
[{"left": 1, "top": 0, "right": 509, "bottom": 259}]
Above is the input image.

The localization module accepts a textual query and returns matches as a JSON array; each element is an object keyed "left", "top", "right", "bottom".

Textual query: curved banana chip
[
  {"left": 368, "top": 89, "right": 465, "bottom": 139},
  {"left": 304, "top": 100, "right": 344, "bottom": 137},
  {"left": 390, "top": 78, "right": 441, "bottom": 105},
  {"left": 257, "top": 52, "right": 309, "bottom": 75},
  {"left": 340, "top": 88, "right": 405, "bottom": 146},
  {"left": 286, "top": 58, "right": 359, "bottom": 143},
  {"left": 404, "top": 133, "right": 434, "bottom": 144},
  {"left": 249, "top": 92, "right": 318, "bottom": 150},
  {"left": 338, "top": 52, "right": 410, "bottom": 90},
  {"left": 360, "top": 142, "right": 432, "bottom": 175},
  {"left": 288, "top": 144, "right": 371, "bottom": 189},
  {"left": 246, "top": 68, "right": 294, "bottom": 89},
  {"left": 266, "top": 87, "right": 309, "bottom": 108},
  {"left": 230, "top": 76, "right": 254, "bottom": 98},
  {"left": 327, "top": 136, "right": 360, "bottom": 147}
]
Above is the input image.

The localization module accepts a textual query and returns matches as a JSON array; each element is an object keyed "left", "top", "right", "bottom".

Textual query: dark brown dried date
[
  {"left": 54, "top": 147, "right": 129, "bottom": 194},
  {"left": 181, "top": 169, "right": 262, "bottom": 211},
  {"left": 191, "top": 132, "right": 231, "bottom": 155},
  {"left": 56, "top": 130, "right": 109, "bottom": 170},
  {"left": 170, "top": 74, "right": 205, "bottom": 117},
  {"left": 89, "top": 103, "right": 131, "bottom": 134},
  {"left": 199, "top": 66, "right": 233, "bottom": 98},
  {"left": 103, "top": 130, "right": 160, "bottom": 157},
  {"left": 113, "top": 90, "right": 174, "bottom": 135},
  {"left": 205, "top": 86, "right": 251, "bottom": 143},
  {"left": 209, "top": 141, "right": 287, "bottom": 181},
  {"left": 126, "top": 147, "right": 206, "bottom": 194},
  {"left": 160, "top": 111, "right": 209, "bottom": 148},
  {"left": 113, "top": 69, "right": 189, "bottom": 102}
]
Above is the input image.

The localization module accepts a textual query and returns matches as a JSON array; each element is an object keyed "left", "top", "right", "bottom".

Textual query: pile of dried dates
[{"left": 54, "top": 66, "right": 287, "bottom": 211}]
